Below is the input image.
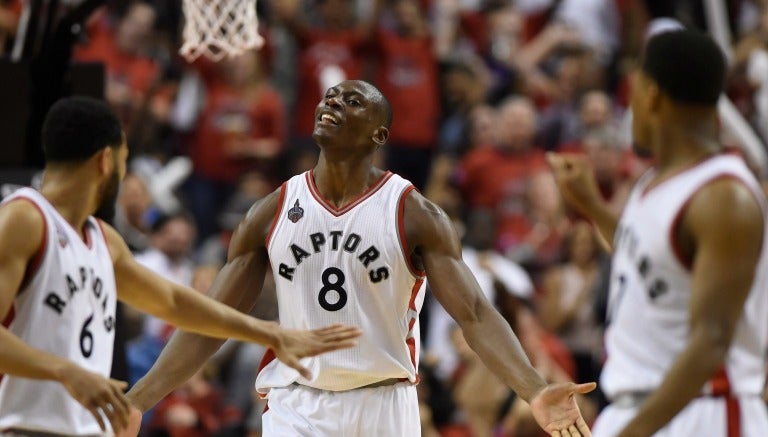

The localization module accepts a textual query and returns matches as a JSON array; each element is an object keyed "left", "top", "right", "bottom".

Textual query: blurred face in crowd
[
  {"left": 394, "top": 0, "right": 423, "bottom": 35},
  {"left": 583, "top": 132, "right": 623, "bottom": 184},
  {"left": 486, "top": 6, "right": 523, "bottom": 60},
  {"left": 220, "top": 51, "right": 259, "bottom": 87},
  {"left": 579, "top": 91, "right": 612, "bottom": 129},
  {"left": 495, "top": 99, "right": 537, "bottom": 152},
  {"left": 319, "top": 0, "right": 355, "bottom": 29},
  {"left": 151, "top": 217, "right": 196, "bottom": 263},
  {"left": 118, "top": 173, "right": 152, "bottom": 228},
  {"left": 117, "top": 2, "right": 156, "bottom": 54},
  {"left": 469, "top": 105, "right": 496, "bottom": 147}
]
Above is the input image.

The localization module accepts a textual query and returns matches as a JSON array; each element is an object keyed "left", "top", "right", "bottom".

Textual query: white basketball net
[{"left": 180, "top": 0, "right": 264, "bottom": 62}]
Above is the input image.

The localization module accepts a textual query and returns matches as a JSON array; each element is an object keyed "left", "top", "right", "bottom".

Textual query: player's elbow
[{"left": 457, "top": 293, "right": 491, "bottom": 327}]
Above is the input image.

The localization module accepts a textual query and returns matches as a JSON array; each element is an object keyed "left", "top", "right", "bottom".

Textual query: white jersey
[
  {"left": 0, "top": 188, "right": 117, "bottom": 436},
  {"left": 256, "top": 170, "right": 426, "bottom": 393},
  {"left": 601, "top": 154, "right": 768, "bottom": 399}
]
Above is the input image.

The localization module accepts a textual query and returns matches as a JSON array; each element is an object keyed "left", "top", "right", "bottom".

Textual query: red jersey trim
[
  {"left": 305, "top": 170, "right": 393, "bottom": 217},
  {"left": 397, "top": 186, "right": 425, "bottom": 278},
  {"left": 95, "top": 219, "right": 112, "bottom": 259},
  {"left": 405, "top": 278, "right": 424, "bottom": 384},
  {"left": 725, "top": 395, "right": 741, "bottom": 437},
  {"left": 7, "top": 197, "right": 49, "bottom": 292},
  {"left": 708, "top": 368, "right": 740, "bottom": 437},
  {"left": 83, "top": 222, "right": 93, "bottom": 250},
  {"left": 669, "top": 174, "right": 761, "bottom": 271},
  {"left": 265, "top": 183, "right": 287, "bottom": 248}
]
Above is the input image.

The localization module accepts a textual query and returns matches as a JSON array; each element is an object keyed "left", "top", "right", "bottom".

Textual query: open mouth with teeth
[{"left": 318, "top": 113, "right": 341, "bottom": 126}]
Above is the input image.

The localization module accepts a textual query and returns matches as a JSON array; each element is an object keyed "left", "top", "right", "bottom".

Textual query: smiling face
[{"left": 312, "top": 80, "right": 390, "bottom": 154}]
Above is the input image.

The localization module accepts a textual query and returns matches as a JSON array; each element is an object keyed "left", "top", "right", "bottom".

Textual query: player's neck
[
  {"left": 313, "top": 153, "right": 380, "bottom": 207},
  {"left": 39, "top": 169, "right": 99, "bottom": 235},
  {"left": 652, "top": 120, "right": 720, "bottom": 173}
]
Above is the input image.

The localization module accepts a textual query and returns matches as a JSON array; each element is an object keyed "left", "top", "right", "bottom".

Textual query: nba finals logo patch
[{"left": 287, "top": 200, "right": 304, "bottom": 223}]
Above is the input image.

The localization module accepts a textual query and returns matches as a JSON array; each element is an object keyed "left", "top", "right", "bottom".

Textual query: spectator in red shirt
[
  {"left": 375, "top": 0, "right": 440, "bottom": 190},
  {"left": 185, "top": 49, "right": 286, "bottom": 240},
  {"left": 456, "top": 96, "right": 548, "bottom": 253},
  {"left": 73, "top": 1, "right": 161, "bottom": 127},
  {"left": 274, "top": 0, "right": 378, "bottom": 151}
]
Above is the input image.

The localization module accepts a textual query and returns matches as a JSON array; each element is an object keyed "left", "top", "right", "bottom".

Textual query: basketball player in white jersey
[
  {"left": 126, "top": 79, "right": 595, "bottom": 436},
  {"left": 0, "top": 97, "right": 361, "bottom": 436},
  {"left": 549, "top": 30, "right": 768, "bottom": 436}
]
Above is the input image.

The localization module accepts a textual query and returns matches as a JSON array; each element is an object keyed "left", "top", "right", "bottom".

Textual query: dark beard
[{"left": 94, "top": 169, "right": 120, "bottom": 223}]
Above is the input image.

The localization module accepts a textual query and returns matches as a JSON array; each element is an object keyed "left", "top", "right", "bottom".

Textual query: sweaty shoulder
[
  {"left": 402, "top": 190, "right": 462, "bottom": 262},
  {"left": 678, "top": 177, "right": 764, "bottom": 261},
  {"left": 0, "top": 198, "right": 46, "bottom": 261},
  {"left": 228, "top": 187, "right": 284, "bottom": 258}
]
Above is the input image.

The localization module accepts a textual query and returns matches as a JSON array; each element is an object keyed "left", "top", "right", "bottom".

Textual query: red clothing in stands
[
  {"left": 457, "top": 146, "right": 548, "bottom": 250},
  {"left": 293, "top": 28, "right": 367, "bottom": 137},
  {"left": 73, "top": 17, "right": 159, "bottom": 98},
  {"left": 375, "top": 30, "right": 439, "bottom": 148},
  {"left": 190, "top": 84, "right": 286, "bottom": 183}
]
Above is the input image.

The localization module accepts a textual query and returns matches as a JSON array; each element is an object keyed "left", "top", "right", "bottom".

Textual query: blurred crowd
[{"left": 3, "top": 0, "right": 768, "bottom": 435}]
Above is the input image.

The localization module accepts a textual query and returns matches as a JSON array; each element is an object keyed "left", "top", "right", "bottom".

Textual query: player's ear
[
  {"left": 647, "top": 81, "right": 662, "bottom": 113},
  {"left": 372, "top": 126, "right": 389, "bottom": 148},
  {"left": 98, "top": 147, "right": 113, "bottom": 176}
]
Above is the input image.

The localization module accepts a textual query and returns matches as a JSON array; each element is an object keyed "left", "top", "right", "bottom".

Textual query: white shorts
[
  {"left": 262, "top": 382, "right": 420, "bottom": 436},
  {"left": 593, "top": 395, "right": 768, "bottom": 437}
]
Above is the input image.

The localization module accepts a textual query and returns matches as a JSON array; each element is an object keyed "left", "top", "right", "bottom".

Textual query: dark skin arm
[
  {"left": 618, "top": 179, "right": 764, "bottom": 437},
  {"left": 126, "top": 190, "right": 360, "bottom": 412},
  {"left": 404, "top": 191, "right": 595, "bottom": 436}
]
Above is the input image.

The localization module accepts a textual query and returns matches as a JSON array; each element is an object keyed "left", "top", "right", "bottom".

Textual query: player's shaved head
[{"left": 350, "top": 80, "right": 393, "bottom": 129}]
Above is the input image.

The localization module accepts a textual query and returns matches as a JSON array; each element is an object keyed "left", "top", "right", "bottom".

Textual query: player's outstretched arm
[
  {"left": 121, "top": 190, "right": 360, "bottom": 413},
  {"left": 403, "top": 192, "right": 595, "bottom": 436},
  {"left": 617, "top": 179, "right": 764, "bottom": 437},
  {"left": 0, "top": 200, "right": 131, "bottom": 433},
  {"left": 547, "top": 152, "right": 619, "bottom": 249}
]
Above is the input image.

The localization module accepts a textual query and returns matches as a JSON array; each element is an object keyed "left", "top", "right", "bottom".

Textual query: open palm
[
  {"left": 273, "top": 324, "right": 361, "bottom": 379},
  {"left": 529, "top": 381, "right": 596, "bottom": 436}
]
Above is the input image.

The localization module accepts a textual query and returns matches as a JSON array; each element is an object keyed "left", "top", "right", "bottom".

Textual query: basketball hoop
[{"left": 180, "top": 0, "right": 264, "bottom": 62}]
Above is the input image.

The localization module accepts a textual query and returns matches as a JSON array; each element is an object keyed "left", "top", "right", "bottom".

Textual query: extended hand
[
  {"left": 59, "top": 365, "right": 131, "bottom": 433},
  {"left": 115, "top": 406, "right": 142, "bottom": 437},
  {"left": 529, "top": 381, "right": 597, "bottom": 436},
  {"left": 273, "top": 324, "right": 361, "bottom": 379}
]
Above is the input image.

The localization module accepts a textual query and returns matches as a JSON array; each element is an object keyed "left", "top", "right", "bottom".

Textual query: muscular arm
[
  {"left": 126, "top": 190, "right": 280, "bottom": 412},
  {"left": 619, "top": 180, "right": 764, "bottom": 437},
  {"left": 0, "top": 200, "right": 85, "bottom": 381},
  {"left": 404, "top": 193, "right": 547, "bottom": 402}
]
